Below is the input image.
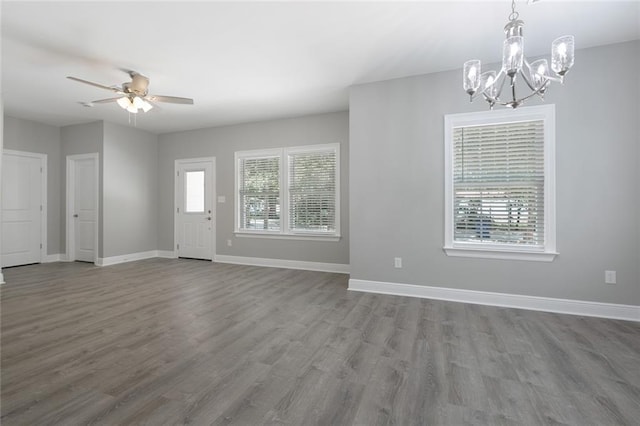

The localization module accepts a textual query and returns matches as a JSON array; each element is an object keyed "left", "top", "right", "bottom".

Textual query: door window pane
[{"left": 185, "top": 170, "right": 205, "bottom": 213}]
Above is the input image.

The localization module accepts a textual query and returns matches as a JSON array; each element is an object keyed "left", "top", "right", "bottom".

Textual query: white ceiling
[{"left": 2, "top": 1, "right": 639, "bottom": 134}]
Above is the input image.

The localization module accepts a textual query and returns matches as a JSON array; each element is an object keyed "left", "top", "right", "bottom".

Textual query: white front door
[
  {"left": 1, "top": 151, "right": 45, "bottom": 267},
  {"left": 67, "top": 154, "right": 98, "bottom": 263},
  {"left": 175, "top": 159, "right": 214, "bottom": 260}
]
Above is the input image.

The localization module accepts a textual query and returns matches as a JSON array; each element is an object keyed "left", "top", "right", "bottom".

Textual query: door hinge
[
  {"left": 40, "top": 205, "right": 43, "bottom": 211},
  {"left": 177, "top": 207, "right": 180, "bottom": 213},
  {"left": 40, "top": 243, "right": 43, "bottom": 249},
  {"left": 40, "top": 167, "right": 43, "bottom": 173},
  {"left": 177, "top": 244, "right": 180, "bottom": 250}
]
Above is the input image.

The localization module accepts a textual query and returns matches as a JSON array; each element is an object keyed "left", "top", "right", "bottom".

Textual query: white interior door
[
  {"left": 67, "top": 154, "right": 98, "bottom": 263},
  {"left": 175, "top": 159, "right": 214, "bottom": 260},
  {"left": 1, "top": 151, "right": 45, "bottom": 267}
]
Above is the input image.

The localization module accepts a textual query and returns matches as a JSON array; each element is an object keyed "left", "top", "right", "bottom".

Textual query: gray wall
[
  {"left": 349, "top": 41, "right": 639, "bottom": 305},
  {"left": 60, "top": 121, "right": 104, "bottom": 255},
  {"left": 24, "top": 120, "right": 158, "bottom": 259},
  {"left": 0, "top": 104, "right": 3, "bottom": 282},
  {"left": 158, "top": 111, "right": 349, "bottom": 265},
  {"left": 102, "top": 122, "right": 158, "bottom": 257},
  {"left": 4, "top": 116, "right": 62, "bottom": 255}
]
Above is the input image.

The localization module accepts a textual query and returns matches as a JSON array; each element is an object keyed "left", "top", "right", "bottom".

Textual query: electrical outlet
[
  {"left": 227, "top": 239, "right": 232, "bottom": 247},
  {"left": 394, "top": 257, "right": 402, "bottom": 268},
  {"left": 605, "top": 270, "right": 616, "bottom": 284}
]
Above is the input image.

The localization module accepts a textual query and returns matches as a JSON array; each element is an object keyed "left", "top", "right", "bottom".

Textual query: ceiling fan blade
[
  {"left": 67, "top": 76, "right": 122, "bottom": 93},
  {"left": 119, "top": 68, "right": 137, "bottom": 77},
  {"left": 146, "top": 95, "right": 194, "bottom": 105},
  {"left": 91, "top": 98, "right": 121, "bottom": 104}
]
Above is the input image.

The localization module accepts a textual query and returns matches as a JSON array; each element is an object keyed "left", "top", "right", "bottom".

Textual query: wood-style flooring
[{"left": 1, "top": 259, "right": 639, "bottom": 425}]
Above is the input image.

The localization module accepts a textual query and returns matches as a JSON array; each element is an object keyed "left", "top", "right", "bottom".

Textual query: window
[
  {"left": 237, "top": 152, "right": 281, "bottom": 231},
  {"left": 184, "top": 170, "right": 205, "bottom": 213},
  {"left": 235, "top": 144, "right": 340, "bottom": 239},
  {"left": 444, "top": 105, "right": 557, "bottom": 261}
]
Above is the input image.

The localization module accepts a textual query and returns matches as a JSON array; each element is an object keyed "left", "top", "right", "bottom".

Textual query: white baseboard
[
  {"left": 97, "top": 250, "right": 159, "bottom": 267},
  {"left": 44, "top": 254, "right": 63, "bottom": 263},
  {"left": 214, "top": 254, "right": 350, "bottom": 274},
  {"left": 50, "top": 249, "right": 346, "bottom": 274},
  {"left": 349, "top": 279, "right": 640, "bottom": 322},
  {"left": 157, "top": 250, "right": 178, "bottom": 259}
]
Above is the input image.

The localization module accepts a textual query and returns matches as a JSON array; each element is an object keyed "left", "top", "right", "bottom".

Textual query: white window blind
[
  {"left": 444, "top": 105, "right": 556, "bottom": 261},
  {"left": 288, "top": 150, "right": 337, "bottom": 233},
  {"left": 453, "top": 119, "right": 545, "bottom": 246},
  {"left": 235, "top": 143, "right": 340, "bottom": 238},
  {"left": 238, "top": 156, "right": 280, "bottom": 231}
]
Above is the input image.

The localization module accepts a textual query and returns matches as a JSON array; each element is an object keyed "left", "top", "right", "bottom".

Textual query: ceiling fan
[{"left": 67, "top": 70, "right": 194, "bottom": 114}]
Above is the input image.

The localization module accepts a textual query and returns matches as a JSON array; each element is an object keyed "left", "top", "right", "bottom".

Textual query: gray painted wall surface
[
  {"left": 0, "top": 105, "right": 3, "bottom": 281},
  {"left": 60, "top": 121, "right": 104, "bottom": 255},
  {"left": 349, "top": 41, "right": 639, "bottom": 305},
  {"left": 4, "top": 116, "right": 62, "bottom": 255},
  {"left": 102, "top": 122, "right": 158, "bottom": 257},
  {"left": 158, "top": 112, "right": 349, "bottom": 265}
]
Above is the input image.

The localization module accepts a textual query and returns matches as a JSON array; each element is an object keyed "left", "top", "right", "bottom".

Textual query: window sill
[
  {"left": 443, "top": 245, "right": 558, "bottom": 262},
  {"left": 234, "top": 231, "right": 341, "bottom": 242}
]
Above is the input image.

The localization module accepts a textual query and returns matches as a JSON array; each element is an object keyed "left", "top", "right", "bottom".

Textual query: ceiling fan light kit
[
  {"left": 463, "top": 0, "right": 575, "bottom": 109},
  {"left": 67, "top": 70, "right": 194, "bottom": 115},
  {"left": 117, "top": 96, "right": 153, "bottom": 114}
]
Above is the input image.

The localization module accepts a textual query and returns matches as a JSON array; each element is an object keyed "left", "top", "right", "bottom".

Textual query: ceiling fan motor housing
[{"left": 125, "top": 74, "right": 150, "bottom": 96}]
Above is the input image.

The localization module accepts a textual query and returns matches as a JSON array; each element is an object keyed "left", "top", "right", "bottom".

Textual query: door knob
[{"left": 73, "top": 214, "right": 79, "bottom": 218}]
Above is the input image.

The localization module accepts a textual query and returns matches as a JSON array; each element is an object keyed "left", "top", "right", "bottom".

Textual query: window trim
[
  {"left": 234, "top": 143, "right": 340, "bottom": 240},
  {"left": 443, "top": 105, "right": 557, "bottom": 262}
]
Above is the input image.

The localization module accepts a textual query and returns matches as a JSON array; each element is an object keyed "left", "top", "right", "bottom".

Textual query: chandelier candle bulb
[
  {"left": 551, "top": 35, "right": 575, "bottom": 76},
  {"left": 463, "top": 0, "right": 575, "bottom": 108},
  {"left": 463, "top": 60, "right": 482, "bottom": 97},
  {"left": 480, "top": 70, "right": 498, "bottom": 99},
  {"left": 503, "top": 36, "right": 524, "bottom": 76},
  {"left": 530, "top": 59, "right": 549, "bottom": 94}
]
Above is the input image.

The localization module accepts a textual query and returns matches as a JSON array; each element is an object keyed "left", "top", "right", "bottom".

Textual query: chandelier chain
[{"left": 508, "top": 0, "right": 519, "bottom": 22}]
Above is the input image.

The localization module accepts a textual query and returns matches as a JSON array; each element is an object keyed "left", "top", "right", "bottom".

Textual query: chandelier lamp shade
[
  {"left": 463, "top": 0, "right": 575, "bottom": 109},
  {"left": 116, "top": 96, "right": 153, "bottom": 114}
]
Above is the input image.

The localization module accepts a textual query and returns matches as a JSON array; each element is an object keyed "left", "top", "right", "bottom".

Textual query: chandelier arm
[
  {"left": 489, "top": 80, "right": 551, "bottom": 107},
  {"left": 510, "top": 74, "right": 518, "bottom": 105},
  {"left": 523, "top": 56, "right": 532, "bottom": 74},
  {"left": 490, "top": 69, "right": 507, "bottom": 102},
  {"left": 544, "top": 75, "right": 564, "bottom": 84},
  {"left": 475, "top": 64, "right": 556, "bottom": 108},
  {"left": 518, "top": 66, "right": 553, "bottom": 101},
  {"left": 470, "top": 91, "right": 483, "bottom": 102},
  {"left": 482, "top": 71, "right": 507, "bottom": 106},
  {"left": 519, "top": 66, "right": 539, "bottom": 93},
  {"left": 481, "top": 93, "right": 497, "bottom": 109},
  {"left": 515, "top": 81, "right": 550, "bottom": 104}
]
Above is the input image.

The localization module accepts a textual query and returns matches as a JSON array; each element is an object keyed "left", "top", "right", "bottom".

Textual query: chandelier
[{"left": 463, "top": 0, "right": 575, "bottom": 109}]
